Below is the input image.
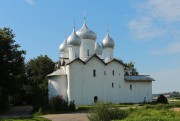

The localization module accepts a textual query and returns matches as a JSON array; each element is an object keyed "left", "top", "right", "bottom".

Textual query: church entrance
[{"left": 94, "top": 96, "right": 98, "bottom": 103}]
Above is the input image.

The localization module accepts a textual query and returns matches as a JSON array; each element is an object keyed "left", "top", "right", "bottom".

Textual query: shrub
[
  {"left": 69, "top": 101, "right": 76, "bottom": 111},
  {"left": 88, "top": 102, "right": 129, "bottom": 121},
  {"left": 157, "top": 94, "right": 168, "bottom": 104},
  {"left": 48, "top": 96, "right": 68, "bottom": 111}
]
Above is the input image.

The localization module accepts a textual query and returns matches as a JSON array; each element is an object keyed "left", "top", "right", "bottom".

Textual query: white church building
[{"left": 47, "top": 20, "right": 155, "bottom": 105}]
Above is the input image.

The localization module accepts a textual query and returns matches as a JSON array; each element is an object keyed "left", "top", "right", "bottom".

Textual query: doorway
[{"left": 94, "top": 96, "right": 98, "bottom": 103}]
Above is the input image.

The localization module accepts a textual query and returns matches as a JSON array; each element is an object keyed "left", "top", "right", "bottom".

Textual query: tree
[
  {"left": 25, "top": 55, "right": 54, "bottom": 111},
  {"left": 125, "top": 61, "right": 139, "bottom": 75},
  {"left": 0, "top": 28, "right": 26, "bottom": 109}
]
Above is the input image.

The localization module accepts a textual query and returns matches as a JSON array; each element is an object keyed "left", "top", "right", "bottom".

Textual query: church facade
[{"left": 47, "top": 20, "right": 154, "bottom": 105}]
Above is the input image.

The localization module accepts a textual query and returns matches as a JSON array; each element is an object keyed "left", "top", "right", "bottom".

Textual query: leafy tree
[
  {"left": 125, "top": 61, "right": 139, "bottom": 75},
  {"left": 25, "top": 55, "right": 54, "bottom": 111},
  {"left": 0, "top": 28, "right": 26, "bottom": 109}
]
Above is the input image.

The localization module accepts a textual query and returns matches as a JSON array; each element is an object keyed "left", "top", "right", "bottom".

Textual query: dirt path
[
  {"left": 42, "top": 112, "right": 89, "bottom": 121},
  {"left": 172, "top": 107, "right": 180, "bottom": 112},
  {"left": 0, "top": 106, "right": 33, "bottom": 118}
]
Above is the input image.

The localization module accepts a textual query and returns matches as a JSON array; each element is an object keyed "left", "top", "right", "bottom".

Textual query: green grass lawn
[
  {"left": 0, "top": 117, "right": 50, "bottom": 121},
  {"left": 113, "top": 103, "right": 180, "bottom": 121}
]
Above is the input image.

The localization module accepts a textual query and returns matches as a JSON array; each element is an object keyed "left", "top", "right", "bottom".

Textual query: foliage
[
  {"left": 48, "top": 96, "right": 68, "bottom": 111},
  {"left": 117, "top": 107, "right": 180, "bottom": 121},
  {"left": 157, "top": 94, "right": 168, "bottom": 104},
  {"left": 0, "top": 117, "right": 50, "bottom": 121},
  {"left": 0, "top": 28, "right": 26, "bottom": 109},
  {"left": 113, "top": 103, "right": 180, "bottom": 121},
  {"left": 145, "top": 103, "right": 180, "bottom": 110},
  {"left": 25, "top": 55, "right": 54, "bottom": 111},
  {"left": 125, "top": 61, "right": 139, "bottom": 75},
  {"left": 88, "top": 102, "right": 129, "bottom": 121},
  {"left": 69, "top": 101, "right": 76, "bottom": 111}
]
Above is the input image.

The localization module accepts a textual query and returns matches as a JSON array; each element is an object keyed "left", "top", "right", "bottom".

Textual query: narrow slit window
[
  {"left": 104, "top": 71, "right": 106, "bottom": 75},
  {"left": 93, "top": 69, "right": 96, "bottom": 77},
  {"left": 130, "top": 85, "right": 132, "bottom": 90},
  {"left": 112, "top": 83, "right": 114, "bottom": 88},
  {"left": 112, "top": 70, "right": 115, "bottom": 75},
  {"left": 87, "top": 50, "right": 90, "bottom": 56}
]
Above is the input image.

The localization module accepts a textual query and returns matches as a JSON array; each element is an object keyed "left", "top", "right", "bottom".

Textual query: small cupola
[
  {"left": 102, "top": 33, "right": 115, "bottom": 49},
  {"left": 59, "top": 39, "right": 68, "bottom": 53},
  {"left": 67, "top": 28, "right": 81, "bottom": 46}
]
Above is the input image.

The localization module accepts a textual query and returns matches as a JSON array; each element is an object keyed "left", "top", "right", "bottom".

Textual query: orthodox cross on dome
[
  {"left": 73, "top": 19, "right": 76, "bottom": 31},
  {"left": 83, "top": 10, "right": 87, "bottom": 21},
  {"left": 64, "top": 29, "right": 67, "bottom": 38},
  {"left": 106, "top": 23, "right": 109, "bottom": 34}
]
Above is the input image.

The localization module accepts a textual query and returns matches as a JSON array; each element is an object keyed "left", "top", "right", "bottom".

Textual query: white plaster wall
[
  {"left": 68, "top": 57, "right": 125, "bottom": 105},
  {"left": 105, "top": 61, "right": 125, "bottom": 103},
  {"left": 66, "top": 61, "right": 84, "bottom": 105},
  {"left": 124, "top": 81, "right": 152, "bottom": 103},
  {"left": 80, "top": 39, "right": 95, "bottom": 60},
  {"left": 49, "top": 59, "right": 153, "bottom": 105},
  {"left": 83, "top": 57, "right": 105, "bottom": 105},
  {"left": 48, "top": 75, "right": 67, "bottom": 100}
]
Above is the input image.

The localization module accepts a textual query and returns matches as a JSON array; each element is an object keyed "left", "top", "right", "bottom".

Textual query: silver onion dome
[
  {"left": 59, "top": 39, "right": 68, "bottom": 53},
  {"left": 67, "top": 29, "right": 81, "bottom": 46},
  {"left": 94, "top": 41, "right": 102, "bottom": 54},
  {"left": 76, "top": 21, "right": 97, "bottom": 40},
  {"left": 102, "top": 33, "right": 115, "bottom": 49}
]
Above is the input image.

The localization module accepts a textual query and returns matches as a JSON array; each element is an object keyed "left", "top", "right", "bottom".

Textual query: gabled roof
[
  {"left": 66, "top": 57, "right": 85, "bottom": 65},
  {"left": 124, "top": 75, "right": 155, "bottom": 82},
  {"left": 66, "top": 54, "right": 126, "bottom": 67},
  {"left": 84, "top": 54, "right": 106, "bottom": 65},
  {"left": 106, "top": 58, "right": 126, "bottom": 66}
]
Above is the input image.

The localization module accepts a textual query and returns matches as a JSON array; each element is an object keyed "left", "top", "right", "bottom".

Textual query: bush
[
  {"left": 157, "top": 94, "right": 168, "bottom": 104},
  {"left": 48, "top": 96, "right": 68, "bottom": 111},
  {"left": 88, "top": 102, "right": 128, "bottom": 121},
  {"left": 69, "top": 101, "right": 76, "bottom": 111}
]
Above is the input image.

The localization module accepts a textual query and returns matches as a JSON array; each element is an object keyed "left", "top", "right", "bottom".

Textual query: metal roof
[
  {"left": 47, "top": 68, "right": 66, "bottom": 77},
  {"left": 124, "top": 75, "right": 155, "bottom": 82}
]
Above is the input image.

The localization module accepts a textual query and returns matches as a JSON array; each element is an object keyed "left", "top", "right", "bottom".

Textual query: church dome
[
  {"left": 76, "top": 21, "right": 97, "bottom": 40},
  {"left": 94, "top": 41, "right": 102, "bottom": 54},
  {"left": 102, "top": 33, "right": 115, "bottom": 49},
  {"left": 59, "top": 39, "right": 68, "bottom": 53},
  {"left": 67, "top": 29, "right": 81, "bottom": 46}
]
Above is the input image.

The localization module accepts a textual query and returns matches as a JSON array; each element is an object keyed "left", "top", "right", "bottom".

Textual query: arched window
[{"left": 94, "top": 96, "right": 98, "bottom": 103}]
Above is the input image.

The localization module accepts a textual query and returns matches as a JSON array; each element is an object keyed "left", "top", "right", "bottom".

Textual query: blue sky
[{"left": 0, "top": 0, "right": 180, "bottom": 94}]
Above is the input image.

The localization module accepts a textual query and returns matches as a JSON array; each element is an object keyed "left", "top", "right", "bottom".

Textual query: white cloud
[
  {"left": 148, "top": 0, "right": 180, "bottom": 22},
  {"left": 26, "top": 0, "right": 34, "bottom": 5},
  {"left": 128, "top": 17, "right": 164, "bottom": 40},
  {"left": 151, "top": 42, "right": 180, "bottom": 55}
]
